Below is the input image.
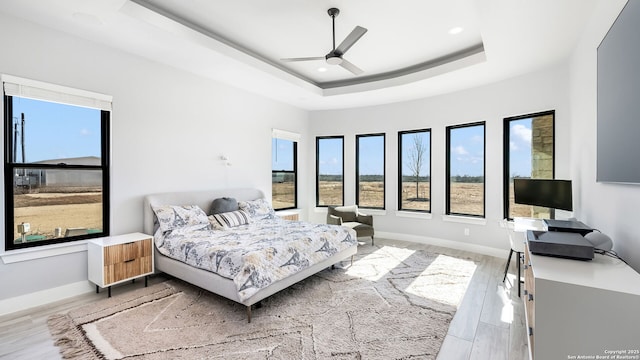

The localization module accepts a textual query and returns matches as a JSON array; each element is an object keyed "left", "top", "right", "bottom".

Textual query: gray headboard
[{"left": 142, "top": 188, "right": 265, "bottom": 235}]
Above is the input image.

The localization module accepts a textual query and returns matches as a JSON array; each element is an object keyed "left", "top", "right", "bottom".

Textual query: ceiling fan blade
[
  {"left": 335, "top": 26, "right": 367, "bottom": 55},
  {"left": 339, "top": 58, "right": 363, "bottom": 75},
  {"left": 280, "top": 56, "right": 325, "bottom": 62}
]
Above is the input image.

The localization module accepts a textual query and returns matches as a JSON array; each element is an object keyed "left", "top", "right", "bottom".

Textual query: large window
[
  {"left": 356, "top": 133, "right": 385, "bottom": 209},
  {"left": 271, "top": 137, "right": 297, "bottom": 210},
  {"left": 446, "top": 122, "right": 485, "bottom": 217},
  {"left": 503, "top": 110, "right": 555, "bottom": 219},
  {"left": 316, "top": 136, "right": 344, "bottom": 207},
  {"left": 3, "top": 76, "right": 111, "bottom": 250},
  {"left": 398, "top": 129, "right": 431, "bottom": 212}
]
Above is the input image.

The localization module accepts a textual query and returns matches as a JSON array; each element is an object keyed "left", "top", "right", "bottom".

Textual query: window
[
  {"left": 446, "top": 122, "right": 485, "bottom": 217},
  {"left": 316, "top": 136, "right": 344, "bottom": 207},
  {"left": 356, "top": 133, "right": 385, "bottom": 209},
  {"left": 271, "top": 134, "right": 297, "bottom": 210},
  {"left": 503, "top": 110, "right": 555, "bottom": 219},
  {"left": 398, "top": 129, "right": 431, "bottom": 212},
  {"left": 3, "top": 76, "right": 111, "bottom": 250}
]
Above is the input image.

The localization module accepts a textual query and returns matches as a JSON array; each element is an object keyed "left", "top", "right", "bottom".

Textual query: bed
[{"left": 142, "top": 188, "right": 358, "bottom": 322}]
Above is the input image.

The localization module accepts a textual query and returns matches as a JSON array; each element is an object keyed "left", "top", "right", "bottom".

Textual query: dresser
[
  {"left": 87, "top": 233, "right": 154, "bottom": 297},
  {"left": 523, "top": 230, "right": 640, "bottom": 359}
]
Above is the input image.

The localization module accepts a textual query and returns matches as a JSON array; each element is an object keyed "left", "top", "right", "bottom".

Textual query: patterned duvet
[{"left": 154, "top": 218, "right": 357, "bottom": 301}]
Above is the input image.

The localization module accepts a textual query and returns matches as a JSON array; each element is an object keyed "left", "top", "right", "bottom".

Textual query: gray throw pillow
[{"left": 210, "top": 197, "right": 239, "bottom": 215}]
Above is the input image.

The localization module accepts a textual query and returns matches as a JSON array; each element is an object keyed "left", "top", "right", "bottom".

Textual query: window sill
[
  {"left": 441, "top": 215, "right": 487, "bottom": 226},
  {"left": 0, "top": 241, "right": 88, "bottom": 264},
  {"left": 396, "top": 211, "right": 432, "bottom": 220}
]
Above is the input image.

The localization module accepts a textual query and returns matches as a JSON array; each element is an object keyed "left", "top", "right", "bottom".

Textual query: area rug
[{"left": 48, "top": 244, "right": 477, "bottom": 359}]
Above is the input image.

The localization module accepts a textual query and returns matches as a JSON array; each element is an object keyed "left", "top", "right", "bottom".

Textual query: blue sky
[
  {"left": 357, "top": 135, "right": 384, "bottom": 175},
  {"left": 449, "top": 124, "right": 484, "bottom": 176},
  {"left": 400, "top": 131, "right": 430, "bottom": 176},
  {"left": 10, "top": 97, "right": 101, "bottom": 163},
  {"left": 508, "top": 118, "right": 533, "bottom": 177},
  {"left": 316, "top": 137, "right": 343, "bottom": 175},
  {"left": 271, "top": 138, "right": 295, "bottom": 171}
]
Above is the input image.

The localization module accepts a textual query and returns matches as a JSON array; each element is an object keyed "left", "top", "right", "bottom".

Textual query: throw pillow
[
  {"left": 210, "top": 197, "right": 239, "bottom": 215},
  {"left": 210, "top": 210, "right": 252, "bottom": 228},
  {"left": 238, "top": 198, "right": 276, "bottom": 221},
  {"left": 151, "top": 205, "right": 209, "bottom": 232}
]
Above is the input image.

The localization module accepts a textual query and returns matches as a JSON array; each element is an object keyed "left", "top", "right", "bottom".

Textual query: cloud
[
  {"left": 80, "top": 128, "right": 91, "bottom": 136},
  {"left": 453, "top": 145, "right": 468, "bottom": 155},
  {"left": 510, "top": 141, "right": 519, "bottom": 151},
  {"left": 512, "top": 124, "right": 532, "bottom": 144}
]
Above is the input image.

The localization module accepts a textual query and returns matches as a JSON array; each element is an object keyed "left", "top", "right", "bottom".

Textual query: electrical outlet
[{"left": 464, "top": 228, "right": 470, "bottom": 236}]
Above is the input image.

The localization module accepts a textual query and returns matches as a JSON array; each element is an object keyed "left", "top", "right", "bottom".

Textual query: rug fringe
[{"left": 47, "top": 314, "right": 99, "bottom": 359}]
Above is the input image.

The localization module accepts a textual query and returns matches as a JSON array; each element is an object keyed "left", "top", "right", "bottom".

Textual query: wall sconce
[{"left": 220, "top": 155, "right": 232, "bottom": 166}]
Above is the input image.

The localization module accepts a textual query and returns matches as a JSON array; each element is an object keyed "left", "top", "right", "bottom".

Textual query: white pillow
[
  {"left": 238, "top": 198, "right": 276, "bottom": 220},
  {"left": 151, "top": 205, "right": 209, "bottom": 232}
]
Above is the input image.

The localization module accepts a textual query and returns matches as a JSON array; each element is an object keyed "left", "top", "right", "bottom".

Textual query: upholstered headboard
[{"left": 142, "top": 188, "right": 265, "bottom": 235}]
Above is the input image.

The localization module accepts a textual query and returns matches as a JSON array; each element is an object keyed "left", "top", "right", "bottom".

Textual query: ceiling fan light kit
[{"left": 281, "top": 7, "right": 367, "bottom": 75}]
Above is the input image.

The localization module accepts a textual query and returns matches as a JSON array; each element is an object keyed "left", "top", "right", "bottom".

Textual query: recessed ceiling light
[
  {"left": 317, "top": 67, "right": 328, "bottom": 72},
  {"left": 449, "top": 26, "right": 464, "bottom": 35}
]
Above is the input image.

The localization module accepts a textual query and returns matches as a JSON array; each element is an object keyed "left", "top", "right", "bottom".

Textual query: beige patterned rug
[{"left": 48, "top": 244, "right": 477, "bottom": 359}]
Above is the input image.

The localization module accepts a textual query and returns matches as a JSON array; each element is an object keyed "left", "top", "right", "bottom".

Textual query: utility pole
[{"left": 21, "top": 113, "right": 25, "bottom": 163}]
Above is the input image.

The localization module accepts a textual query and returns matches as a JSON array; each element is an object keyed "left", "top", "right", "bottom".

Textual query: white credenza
[{"left": 523, "top": 230, "right": 640, "bottom": 360}]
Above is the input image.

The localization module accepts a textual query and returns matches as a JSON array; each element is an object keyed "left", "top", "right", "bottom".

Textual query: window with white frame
[{"left": 3, "top": 75, "right": 111, "bottom": 250}]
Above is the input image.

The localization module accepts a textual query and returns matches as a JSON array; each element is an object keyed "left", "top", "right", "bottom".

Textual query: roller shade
[
  {"left": 2, "top": 74, "right": 112, "bottom": 111},
  {"left": 272, "top": 128, "right": 300, "bottom": 142}
]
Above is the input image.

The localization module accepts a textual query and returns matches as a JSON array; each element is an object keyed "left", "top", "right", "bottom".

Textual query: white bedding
[{"left": 154, "top": 217, "right": 357, "bottom": 301}]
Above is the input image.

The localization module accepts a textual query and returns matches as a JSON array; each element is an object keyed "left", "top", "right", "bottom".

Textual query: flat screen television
[{"left": 513, "top": 179, "right": 573, "bottom": 211}]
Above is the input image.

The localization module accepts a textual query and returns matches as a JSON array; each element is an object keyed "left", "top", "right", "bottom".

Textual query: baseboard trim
[
  {"left": 376, "top": 231, "right": 507, "bottom": 259},
  {"left": 0, "top": 280, "right": 94, "bottom": 317}
]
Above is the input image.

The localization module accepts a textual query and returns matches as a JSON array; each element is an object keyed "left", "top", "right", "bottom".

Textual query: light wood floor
[{"left": 0, "top": 238, "right": 527, "bottom": 360}]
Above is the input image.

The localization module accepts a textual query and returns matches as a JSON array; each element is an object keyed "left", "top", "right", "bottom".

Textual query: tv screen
[{"left": 513, "top": 179, "right": 573, "bottom": 211}]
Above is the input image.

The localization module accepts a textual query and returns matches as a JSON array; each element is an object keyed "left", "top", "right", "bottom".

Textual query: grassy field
[
  {"left": 276, "top": 181, "right": 537, "bottom": 218},
  {"left": 12, "top": 188, "right": 102, "bottom": 242},
  {"left": 14, "top": 181, "right": 534, "bottom": 242}
]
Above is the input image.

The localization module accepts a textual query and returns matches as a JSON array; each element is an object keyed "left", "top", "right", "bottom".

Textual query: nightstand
[
  {"left": 87, "top": 233, "right": 154, "bottom": 297},
  {"left": 277, "top": 210, "right": 299, "bottom": 221}
]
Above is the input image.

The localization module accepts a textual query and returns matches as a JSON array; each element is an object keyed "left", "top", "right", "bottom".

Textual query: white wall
[
  {"left": 0, "top": 12, "right": 308, "bottom": 301},
  {"left": 308, "top": 65, "right": 571, "bottom": 252},
  {"left": 569, "top": 0, "right": 640, "bottom": 271}
]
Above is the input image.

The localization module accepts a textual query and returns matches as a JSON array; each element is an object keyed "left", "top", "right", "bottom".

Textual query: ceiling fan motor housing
[{"left": 326, "top": 54, "right": 343, "bottom": 65}]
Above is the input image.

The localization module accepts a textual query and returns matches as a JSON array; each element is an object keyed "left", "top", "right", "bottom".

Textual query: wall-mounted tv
[
  {"left": 597, "top": 1, "right": 640, "bottom": 183},
  {"left": 514, "top": 179, "right": 573, "bottom": 211}
]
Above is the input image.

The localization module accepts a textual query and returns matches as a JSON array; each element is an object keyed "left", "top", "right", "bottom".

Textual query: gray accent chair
[{"left": 327, "top": 205, "right": 375, "bottom": 245}]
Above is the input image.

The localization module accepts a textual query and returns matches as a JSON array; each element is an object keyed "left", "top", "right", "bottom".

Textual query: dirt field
[
  {"left": 278, "top": 181, "right": 540, "bottom": 218},
  {"left": 12, "top": 191, "right": 102, "bottom": 242},
  {"left": 14, "top": 182, "right": 536, "bottom": 243}
]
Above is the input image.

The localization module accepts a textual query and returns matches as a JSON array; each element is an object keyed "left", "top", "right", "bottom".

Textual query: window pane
[
  {"left": 399, "top": 130, "right": 431, "bottom": 212},
  {"left": 12, "top": 168, "right": 103, "bottom": 245},
  {"left": 448, "top": 124, "right": 485, "bottom": 217},
  {"left": 272, "top": 172, "right": 295, "bottom": 209},
  {"left": 271, "top": 138, "right": 296, "bottom": 210},
  {"left": 272, "top": 138, "right": 294, "bottom": 171},
  {"left": 317, "top": 137, "right": 343, "bottom": 206},
  {"left": 506, "top": 112, "right": 554, "bottom": 219},
  {"left": 10, "top": 97, "right": 102, "bottom": 164},
  {"left": 357, "top": 134, "right": 385, "bottom": 209}
]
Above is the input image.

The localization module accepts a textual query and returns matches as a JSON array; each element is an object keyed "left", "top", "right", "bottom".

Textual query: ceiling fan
[{"left": 281, "top": 8, "right": 367, "bottom": 75}]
